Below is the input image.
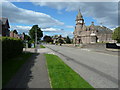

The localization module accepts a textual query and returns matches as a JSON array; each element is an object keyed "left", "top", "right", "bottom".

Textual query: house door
[{"left": 79, "top": 39, "right": 81, "bottom": 44}]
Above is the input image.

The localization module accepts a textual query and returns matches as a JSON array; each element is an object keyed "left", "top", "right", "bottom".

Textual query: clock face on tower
[
  {"left": 76, "top": 19, "right": 84, "bottom": 24},
  {"left": 80, "top": 20, "right": 82, "bottom": 23},
  {"left": 77, "top": 20, "right": 82, "bottom": 23}
]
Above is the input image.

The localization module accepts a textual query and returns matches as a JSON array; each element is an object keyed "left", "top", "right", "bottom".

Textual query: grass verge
[
  {"left": 40, "top": 45, "right": 46, "bottom": 48},
  {"left": 2, "top": 52, "right": 33, "bottom": 87},
  {"left": 45, "top": 54, "right": 94, "bottom": 88}
]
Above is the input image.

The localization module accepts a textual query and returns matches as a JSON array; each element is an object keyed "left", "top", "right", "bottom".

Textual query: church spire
[
  {"left": 79, "top": 8, "right": 80, "bottom": 12},
  {"left": 76, "top": 8, "right": 84, "bottom": 25},
  {"left": 76, "top": 8, "right": 83, "bottom": 20}
]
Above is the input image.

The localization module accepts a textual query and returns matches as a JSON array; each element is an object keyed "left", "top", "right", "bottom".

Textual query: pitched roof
[
  {"left": 86, "top": 21, "right": 112, "bottom": 34},
  {"left": 76, "top": 9, "right": 83, "bottom": 20},
  {"left": 0, "top": 18, "right": 8, "bottom": 24},
  {"left": 96, "top": 26, "right": 113, "bottom": 34},
  {"left": 0, "top": 17, "right": 10, "bottom": 28}
]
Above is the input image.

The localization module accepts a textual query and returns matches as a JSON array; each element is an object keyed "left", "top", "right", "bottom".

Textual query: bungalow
[{"left": 52, "top": 35, "right": 66, "bottom": 44}]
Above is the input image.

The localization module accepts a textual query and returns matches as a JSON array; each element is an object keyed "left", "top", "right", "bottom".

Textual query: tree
[
  {"left": 23, "top": 32, "right": 25, "bottom": 36},
  {"left": 24, "top": 34, "right": 31, "bottom": 41},
  {"left": 29, "top": 25, "right": 43, "bottom": 42},
  {"left": 23, "top": 34, "right": 32, "bottom": 48},
  {"left": 43, "top": 35, "right": 53, "bottom": 43},
  {"left": 58, "top": 38, "right": 64, "bottom": 46},
  {"left": 112, "top": 27, "right": 120, "bottom": 43},
  {"left": 13, "top": 30, "right": 18, "bottom": 34},
  {"left": 66, "top": 36, "right": 71, "bottom": 44}
]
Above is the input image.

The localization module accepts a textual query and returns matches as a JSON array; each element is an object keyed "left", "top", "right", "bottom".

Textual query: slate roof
[
  {"left": 0, "top": 18, "right": 8, "bottom": 25},
  {"left": 93, "top": 26, "right": 112, "bottom": 34},
  {"left": 77, "top": 23, "right": 113, "bottom": 37},
  {"left": 76, "top": 9, "right": 83, "bottom": 20},
  {"left": 0, "top": 17, "right": 10, "bottom": 28},
  {"left": 86, "top": 22, "right": 113, "bottom": 34}
]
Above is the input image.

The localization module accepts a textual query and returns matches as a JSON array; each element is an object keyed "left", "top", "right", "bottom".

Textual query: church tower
[
  {"left": 73, "top": 9, "right": 85, "bottom": 44},
  {"left": 76, "top": 9, "right": 84, "bottom": 25}
]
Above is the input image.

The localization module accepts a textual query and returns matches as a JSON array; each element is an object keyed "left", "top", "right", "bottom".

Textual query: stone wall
[{"left": 82, "top": 43, "right": 106, "bottom": 50}]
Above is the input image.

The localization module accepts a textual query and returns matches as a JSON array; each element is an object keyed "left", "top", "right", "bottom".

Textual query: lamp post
[
  {"left": 35, "top": 29, "right": 37, "bottom": 47},
  {"left": 25, "top": 40, "right": 28, "bottom": 53}
]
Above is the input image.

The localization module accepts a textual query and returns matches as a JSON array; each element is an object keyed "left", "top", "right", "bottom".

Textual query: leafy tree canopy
[
  {"left": 58, "top": 38, "right": 64, "bottom": 44},
  {"left": 24, "top": 34, "right": 31, "bottom": 41},
  {"left": 29, "top": 25, "right": 43, "bottom": 41},
  {"left": 13, "top": 30, "right": 18, "bottom": 34},
  {"left": 112, "top": 27, "right": 120, "bottom": 43},
  {"left": 43, "top": 35, "right": 53, "bottom": 43},
  {"left": 66, "top": 36, "right": 71, "bottom": 44}
]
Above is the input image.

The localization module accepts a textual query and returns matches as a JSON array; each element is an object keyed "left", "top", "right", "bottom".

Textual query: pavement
[
  {"left": 45, "top": 44, "right": 118, "bottom": 88},
  {"left": 27, "top": 53, "right": 50, "bottom": 88},
  {"left": 4, "top": 46, "right": 51, "bottom": 89}
]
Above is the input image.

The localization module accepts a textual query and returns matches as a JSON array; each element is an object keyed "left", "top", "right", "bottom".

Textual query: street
[{"left": 45, "top": 44, "right": 118, "bottom": 88}]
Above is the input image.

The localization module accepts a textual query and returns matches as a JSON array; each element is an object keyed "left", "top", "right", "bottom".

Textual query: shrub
[
  {"left": 1, "top": 37, "right": 24, "bottom": 61},
  {"left": 112, "top": 27, "right": 120, "bottom": 43}
]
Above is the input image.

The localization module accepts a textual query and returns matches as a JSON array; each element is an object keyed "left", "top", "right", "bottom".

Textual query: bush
[
  {"left": 1, "top": 37, "right": 24, "bottom": 61},
  {"left": 112, "top": 27, "right": 120, "bottom": 43}
]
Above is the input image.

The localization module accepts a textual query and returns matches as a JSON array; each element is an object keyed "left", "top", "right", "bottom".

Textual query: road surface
[{"left": 45, "top": 44, "right": 118, "bottom": 88}]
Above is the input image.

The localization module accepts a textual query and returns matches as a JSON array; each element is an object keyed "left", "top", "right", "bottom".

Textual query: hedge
[{"left": 1, "top": 37, "right": 24, "bottom": 61}]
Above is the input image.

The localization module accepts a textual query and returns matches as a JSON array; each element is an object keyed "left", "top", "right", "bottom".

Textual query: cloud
[
  {"left": 2, "top": 0, "right": 119, "bottom": 2},
  {"left": 33, "top": 2, "right": 118, "bottom": 28},
  {"left": 62, "top": 31, "right": 73, "bottom": 37},
  {"left": 10, "top": 25, "right": 32, "bottom": 34},
  {"left": 42, "top": 27, "right": 73, "bottom": 37},
  {"left": 65, "top": 25, "right": 74, "bottom": 28},
  {"left": 41, "top": 28, "right": 64, "bottom": 32},
  {"left": 1, "top": 1, "right": 64, "bottom": 28},
  {"left": 11, "top": 25, "right": 63, "bottom": 33},
  {"left": 11, "top": 25, "right": 31, "bottom": 31}
]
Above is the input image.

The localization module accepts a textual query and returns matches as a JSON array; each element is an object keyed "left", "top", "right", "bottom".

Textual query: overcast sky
[{"left": 1, "top": 0, "right": 118, "bottom": 38}]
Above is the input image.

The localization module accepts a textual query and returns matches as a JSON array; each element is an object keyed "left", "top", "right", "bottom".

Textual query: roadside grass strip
[
  {"left": 2, "top": 52, "right": 33, "bottom": 87},
  {"left": 45, "top": 54, "right": 94, "bottom": 88},
  {"left": 40, "top": 45, "right": 46, "bottom": 48}
]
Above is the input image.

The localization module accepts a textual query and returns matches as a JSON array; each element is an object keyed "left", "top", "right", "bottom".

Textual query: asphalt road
[{"left": 45, "top": 44, "right": 118, "bottom": 88}]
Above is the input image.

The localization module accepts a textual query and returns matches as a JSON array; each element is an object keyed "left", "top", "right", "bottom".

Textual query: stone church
[{"left": 73, "top": 10, "right": 113, "bottom": 44}]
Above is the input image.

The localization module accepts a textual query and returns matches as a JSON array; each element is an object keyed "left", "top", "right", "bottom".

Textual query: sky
[{"left": 0, "top": 0, "right": 118, "bottom": 38}]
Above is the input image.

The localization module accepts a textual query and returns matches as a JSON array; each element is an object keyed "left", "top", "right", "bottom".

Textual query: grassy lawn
[
  {"left": 40, "top": 45, "right": 46, "bottom": 48},
  {"left": 2, "top": 52, "right": 33, "bottom": 87},
  {"left": 45, "top": 54, "right": 94, "bottom": 88}
]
